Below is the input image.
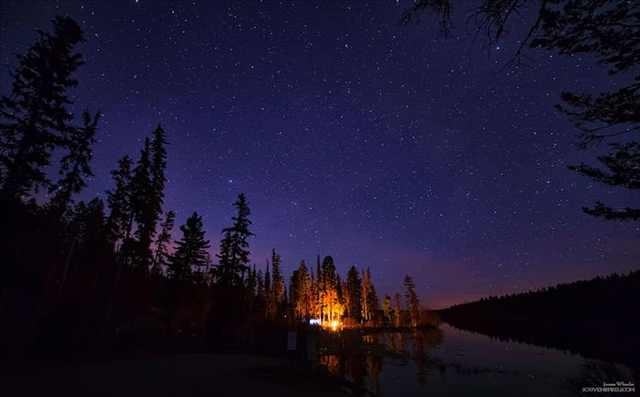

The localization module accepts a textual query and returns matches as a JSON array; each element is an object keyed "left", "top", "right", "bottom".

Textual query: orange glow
[{"left": 323, "top": 319, "right": 341, "bottom": 332}]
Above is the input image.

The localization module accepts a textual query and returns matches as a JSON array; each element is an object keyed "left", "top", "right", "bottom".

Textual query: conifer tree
[
  {"left": 0, "top": 17, "right": 91, "bottom": 201},
  {"left": 365, "top": 268, "right": 379, "bottom": 323},
  {"left": 346, "top": 265, "right": 363, "bottom": 323},
  {"left": 383, "top": 295, "right": 393, "bottom": 326},
  {"left": 49, "top": 111, "right": 100, "bottom": 212},
  {"left": 320, "top": 256, "right": 341, "bottom": 322},
  {"left": 106, "top": 156, "right": 133, "bottom": 247},
  {"left": 361, "top": 269, "right": 371, "bottom": 321},
  {"left": 404, "top": 275, "right": 420, "bottom": 327},
  {"left": 168, "top": 212, "right": 210, "bottom": 282},
  {"left": 216, "top": 193, "right": 253, "bottom": 287},
  {"left": 394, "top": 293, "right": 403, "bottom": 327},
  {"left": 150, "top": 125, "right": 167, "bottom": 209},
  {"left": 290, "top": 260, "right": 312, "bottom": 320},
  {"left": 256, "top": 269, "right": 265, "bottom": 299},
  {"left": 130, "top": 138, "right": 154, "bottom": 269},
  {"left": 264, "top": 261, "right": 273, "bottom": 318},
  {"left": 151, "top": 210, "right": 175, "bottom": 275},
  {"left": 270, "top": 249, "right": 285, "bottom": 311}
]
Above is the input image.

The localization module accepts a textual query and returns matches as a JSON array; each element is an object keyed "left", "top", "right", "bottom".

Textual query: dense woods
[
  {"left": 441, "top": 271, "right": 640, "bottom": 368},
  {"left": 0, "top": 17, "right": 424, "bottom": 360}
]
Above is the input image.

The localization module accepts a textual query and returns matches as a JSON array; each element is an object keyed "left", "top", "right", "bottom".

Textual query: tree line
[
  {"left": 0, "top": 17, "right": 427, "bottom": 358},
  {"left": 441, "top": 270, "right": 640, "bottom": 368}
]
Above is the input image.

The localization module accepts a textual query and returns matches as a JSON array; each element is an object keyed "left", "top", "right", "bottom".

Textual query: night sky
[{"left": 2, "top": 1, "right": 638, "bottom": 308}]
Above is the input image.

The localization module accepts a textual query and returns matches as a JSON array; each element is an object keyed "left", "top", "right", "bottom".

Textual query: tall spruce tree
[
  {"left": 168, "top": 212, "right": 210, "bottom": 282},
  {"left": 49, "top": 111, "right": 100, "bottom": 213},
  {"left": 150, "top": 125, "right": 167, "bottom": 206},
  {"left": 106, "top": 155, "right": 133, "bottom": 247},
  {"left": 383, "top": 294, "right": 393, "bottom": 326},
  {"left": 394, "top": 293, "right": 403, "bottom": 327},
  {"left": 216, "top": 193, "right": 253, "bottom": 287},
  {"left": 130, "top": 138, "right": 155, "bottom": 269},
  {"left": 346, "top": 265, "right": 363, "bottom": 323},
  {"left": 290, "top": 260, "right": 311, "bottom": 320},
  {"left": 364, "top": 268, "right": 379, "bottom": 322},
  {"left": 320, "top": 256, "right": 339, "bottom": 322},
  {"left": 151, "top": 210, "right": 175, "bottom": 275},
  {"left": 404, "top": 275, "right": 420, "bottom": 327},
  {"left": 256, "top": 269, "right": 265, "bottom": 299},
  {"left": 0, "top": 17, "right": 92, "bottom": 201},
  {"left": 271, "top": 249, "right": 285, "bottom": 310}
]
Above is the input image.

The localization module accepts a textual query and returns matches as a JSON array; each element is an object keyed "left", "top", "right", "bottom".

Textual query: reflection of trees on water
[
  {"left": 366, "top": 354, "right": 383, "bottom": 395},
  {"left": 319, "top": 328, "right": 445, "bottom": 394},
  {"left": 413, "top": 329, "right": 444, "bottom": 385},
  {"left": 382, "top": 332, "right": 406, "bottom": 357}
]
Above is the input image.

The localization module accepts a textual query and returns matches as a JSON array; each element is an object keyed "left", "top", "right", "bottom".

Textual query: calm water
[{"left": 317, "top": 324, "right": 637, "bottom": 396}]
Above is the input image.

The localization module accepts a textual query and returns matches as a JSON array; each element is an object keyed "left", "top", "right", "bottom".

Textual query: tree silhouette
[
  {"left": 216, "top": 193, "right": 253, "bottom": 287},
  {"left": 151, "top": 210, "right": 175, "bottom": 275},
  {"left": 443, "top": 270, "right": 640, "bottom": 368},
  {"left": 383, "top": 294, "right": 392, "bottom": 326},
  {"left": 270, "top": 248, "right": 285, "bottom": 318},
  {"left": 168, "top": 212, "right": 210, "bottom": 282},
  {"left": 130, "top": 138, "right": 154, "bottom": 269},
  {"left": 0, "top": 17, "right": 93, "bottom": 201},
  {"left": 363, "top": 268, "right": 379, "bottom": 322},
  {"left": 402, "top": 0, "right": 640, "bottom": 221},
  {"left": 106, "top": 156, "right": 133, "bottom": 247},
  {"left": 290, "top": 260, "right": 312, "bottom": 320},
  {"left": 346, "top": 265, "right": 363, "bottom": 323},
  {"left": 394, "top": 292, "right": 403, "bottom": 327},
  {"left": 404, "top": 275, "right": 420, "bottom": 327},
  {"left": 49, "top": 111, "right": 100, "bottom": 213}
]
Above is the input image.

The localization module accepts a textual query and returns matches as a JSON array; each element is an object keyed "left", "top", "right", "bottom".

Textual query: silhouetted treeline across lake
[{"left": 440, "top": 271, "right": 640, "bottom": 369}]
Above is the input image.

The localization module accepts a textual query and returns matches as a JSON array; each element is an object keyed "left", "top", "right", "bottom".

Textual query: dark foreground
[{"left": 1, "top": 354, "right": 348, "bottom": 397}]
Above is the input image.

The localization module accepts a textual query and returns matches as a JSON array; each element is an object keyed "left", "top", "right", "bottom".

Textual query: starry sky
[{"left": 2, "top": 0, "right": 638, "bottom": 308}]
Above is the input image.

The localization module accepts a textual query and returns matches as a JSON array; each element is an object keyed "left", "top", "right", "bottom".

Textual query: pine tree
[
  {"left": 150, "top": 125, "right": 167, "bottom": 208},
  {"left": 361, "top": 269, "right": 371, "bottom": 321},
  {"left": 290, "top": 260, "right": 312, "bottom": 320},
  {"left": 271, "top": 249, "right": 284, "bottom": 312},
  {"left": 247, "top": 265, "right": 258, "bottom": 297},
  {"left": 60, "top": 198, "right": 109, "bottom": 293},
  {"left": 256, "top": 269, "right": 265, "bottom": 299},
  {"left": 151, "top": 210, "right": 175, "bottom": 275},
  {"left": 383, "top": 295, "right": 392, "bottom": 326},
  {"left": 365, "top": 268, "right": 379, "bottom": 323},
  {"left": 264, "top": 261, "right": 273, "bottom": 318},
  {"left": 130, "top": 138, "right": 154, "bottom": 269},
  {"left": 168, "top": 212, "right": 210, "bottom": 282},
  {"left": 404, "top": 275, "right": 420, "bottom": 327},
  {"left": 49, "top": 111, "right": 100, "bottom": 212},
  {"left": 106, "top": 156, "right": 133, "bottom": 247},
  {"left": 216, "top": 193, "right": 253, "bottom": 287},
  {"left": 346, "top": 265, "right": 363, "bottom": 323},
  {"left": 319, "top": 256, "right": 341, "bottom": 322},
  {"left": 0, "top": 17, "right": 90, "bottom": 200},
  {"left": 394, "top": 293, "right": 403, "bottom": 327}
]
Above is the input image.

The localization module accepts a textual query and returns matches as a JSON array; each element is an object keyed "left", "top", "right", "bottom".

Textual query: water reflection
[
  {"left": 319, "top": 328, "right": 445, "bottom": 395},
  {"left": 317, "top": 325, "right": 637, "bottom": 397}
]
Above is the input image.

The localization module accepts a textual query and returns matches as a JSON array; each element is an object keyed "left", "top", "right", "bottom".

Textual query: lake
[{"left": 317, "top": 324, "right": 637, "bottom": 396}]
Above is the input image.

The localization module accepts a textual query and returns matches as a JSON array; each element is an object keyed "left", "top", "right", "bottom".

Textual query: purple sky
[{"left": 2, "top": 0, "right": 638, "bottom": 308}]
